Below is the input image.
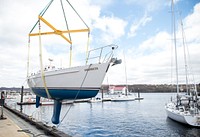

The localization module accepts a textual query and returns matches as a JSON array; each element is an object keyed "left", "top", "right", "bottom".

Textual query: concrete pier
[
  {"left": 1, "top": 107, "right": 53, "bottom": 137},
  {"left": 1, "top": 105, "right": 72, "bottom": 137},
  {"left": 0, "top": 112, "right": 28, "bottom": 137}
]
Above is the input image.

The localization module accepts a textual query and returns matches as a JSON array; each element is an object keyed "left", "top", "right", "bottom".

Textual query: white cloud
[
  {"left": 106, "top": 2, "right": 200, "bottom": 85},
  {"left": 93, "top": 15, "right": 127, "bottom": 44},
  {"left": 126, "top": 0, "right": 168, "bottom": 12},
  {"left": 90, "top": 0, "right": 114, "bottom": 8},
  {"left": 1, "top": 0, "right": 200, "bottom": 87},
  {"left": 183, "top": 3, "right": 200, "bottom": 43},
  {"left": 128, "top": 13, "right": 152, "bottom": 38},
  {"left": 0, "top": 0, "right": 127, "bottom": 87},
  {"left": 106, "top": 33, "right": 172, "bottom": 85},
  {"left": 138, "top": 31, "right": 170, "bottom": 53}
]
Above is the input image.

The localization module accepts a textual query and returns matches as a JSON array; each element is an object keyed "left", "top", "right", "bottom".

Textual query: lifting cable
[
  {"left": 65, "top": 0, "right": 90, "bottom": 65},
  {"left": 60, "top": 0, "right": 72, "bottom": 67},
  {"left": 29, "top": 0, "right": 54, "bottom": 34},
  {"left": 66, "top": 0, "right": 89, "bottom": 29}
]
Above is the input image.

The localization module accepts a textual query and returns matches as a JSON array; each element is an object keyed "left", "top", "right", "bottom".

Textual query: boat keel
[{"left": 51, "top": 100, "right": 62, "bottom": 124}]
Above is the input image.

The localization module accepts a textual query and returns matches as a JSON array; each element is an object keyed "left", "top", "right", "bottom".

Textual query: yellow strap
[
  {"left": 29, "top": 29, "right": 89, "bottom": 36},
  {"left": 37, "top": 16, "right": 72, "bottom": 44},
  {"left": 38, "top": 20, "right": 51, "bottom": 99},
  {"left": 69, "top": 46, "right": 72, "bottom": 67},
  {"left": 29, "top": 16, "right": 90, "bottom": 68},
  {"left": 85, "top": 32, "right": 90, "bottom": 65}
]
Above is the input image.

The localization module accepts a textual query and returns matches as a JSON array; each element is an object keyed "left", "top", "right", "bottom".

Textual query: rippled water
[{"left": 7, "top": 93, "right": 200, "bottom": 137}]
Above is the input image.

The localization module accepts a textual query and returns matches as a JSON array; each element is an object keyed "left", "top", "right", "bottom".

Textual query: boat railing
[{"left": 86, "top": 44, "right": 118, "bottom": 64}]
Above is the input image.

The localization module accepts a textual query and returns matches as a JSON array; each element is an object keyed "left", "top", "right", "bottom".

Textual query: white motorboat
[
  {"left": 88, "top": 97, "right": 102, "bottom": 103},
  {"left": 111, "top": 94, "right": 135, "bottom": 102}
]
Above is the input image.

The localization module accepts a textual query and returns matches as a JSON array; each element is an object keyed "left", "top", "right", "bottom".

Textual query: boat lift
[
  {"left": 26, "top": 0, "right": 122, "bottom": 125},
  {"left": 27, "top": 0, "right": 91, "bottom": 124}
]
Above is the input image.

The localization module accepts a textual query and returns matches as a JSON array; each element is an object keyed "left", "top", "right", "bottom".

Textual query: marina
[
  {"left": 0, "top": 0, "right": 200, "bottom": 137},
  {"left": 2, "top": 92, "right": 200, "bottom": 137}
]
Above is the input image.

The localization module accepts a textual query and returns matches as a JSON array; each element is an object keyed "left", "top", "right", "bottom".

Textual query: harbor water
[{"left": 6, "top": 93, "right": 200, "bottom": 137}]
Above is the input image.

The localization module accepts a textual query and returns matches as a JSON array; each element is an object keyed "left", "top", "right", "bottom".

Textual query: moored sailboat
[
  {"left": 111, "top": 52, "right": 135, "bottom": 102},
  {"left": 165, "top": 0, "right": 200, "bottom": 127}
]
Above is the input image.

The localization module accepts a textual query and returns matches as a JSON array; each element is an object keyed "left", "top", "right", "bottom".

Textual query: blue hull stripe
[{"left": 31, "top": 88, "right": 99, "bottom": 100}]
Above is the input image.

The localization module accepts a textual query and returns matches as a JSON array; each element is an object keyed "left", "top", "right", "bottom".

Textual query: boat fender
[{"left": 51, "top": 100, "right": 62, "bottom": 124}]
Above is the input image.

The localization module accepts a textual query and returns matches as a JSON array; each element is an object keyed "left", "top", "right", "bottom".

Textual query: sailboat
[
  {"left": 26, "top": 0, "right": 121, "bottom": 124},
  {"left": 165, "top": 0, "right": 200, "bottom": 127},
  {"left": 111, "top": 52, "right": 135, "bottom": 102}
]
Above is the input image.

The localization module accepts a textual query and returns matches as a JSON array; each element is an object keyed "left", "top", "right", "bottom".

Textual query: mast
[
  {"left": 123, "top": 51, "right": 128, "bottom": 96},
  {"left": 171, "top": 0, "right": 179, "bottom": 94},
  {"left": 179, "top": 13, "right": 189, "bottom": 95}
]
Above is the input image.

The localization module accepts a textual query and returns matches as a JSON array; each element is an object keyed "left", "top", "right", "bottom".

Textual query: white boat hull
[
  {"left": 27, "top": 62, "right": 110, "bottom": 100},
  {"left": 111, "top": 95, "right": 135, "bottom": 102},
  {"left": 165, "top": 102, "right": 200, "bottom": 127}
]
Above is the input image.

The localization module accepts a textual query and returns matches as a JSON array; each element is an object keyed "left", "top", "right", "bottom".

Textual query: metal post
[
  {"left": 20, "top": 86, "right": 24, "bottom": 112},
  {"left": 101, "top": 88, "right": 104, "bottom": 102},
  {"left": 20, "top": 86, "right": 24, "bottom": 103},
  {"left": 138, "top": 90, "right": 140, "bottom": 98}
]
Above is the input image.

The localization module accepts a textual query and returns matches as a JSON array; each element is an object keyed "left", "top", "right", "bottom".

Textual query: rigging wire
[
  {"left": 178, "top": 12, "right": 197, "bottom": 93},
  {"left": 65, "top": 0, "right": 89, "bottom": 29},
  {"left": 171, "top": 0, "right": 179, "bottom": 94},
  {"left": 170, "top": 1, "right": 175, "bottom": 93},
  {"left": 179, "top": 12, "right": 189, "bottom": 94}
]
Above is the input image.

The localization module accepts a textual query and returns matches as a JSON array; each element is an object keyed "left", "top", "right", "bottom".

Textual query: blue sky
[{"left": 0, "top": 0, "right": 200, "bottom": 87}]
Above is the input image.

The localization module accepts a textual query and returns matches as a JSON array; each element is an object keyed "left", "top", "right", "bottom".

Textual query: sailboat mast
[
  {"left": 123, "top": 51, "right": 128, "bottom": 96},
  {"left": 172, "top": 0, "right": 179, "bottom": 94},
  {"left": 180, "top": 14, "right": 189, "bottom": 95}
]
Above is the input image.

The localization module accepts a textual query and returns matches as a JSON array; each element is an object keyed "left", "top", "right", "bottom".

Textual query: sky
[{"left": 0, "top": 0, "right": 200, "bottom": 87}]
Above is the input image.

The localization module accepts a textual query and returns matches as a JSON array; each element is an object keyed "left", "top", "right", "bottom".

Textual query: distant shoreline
[{"left": 1, "top": 84, "right": 199, "bottom": 93}]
